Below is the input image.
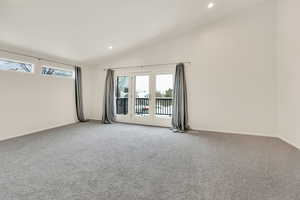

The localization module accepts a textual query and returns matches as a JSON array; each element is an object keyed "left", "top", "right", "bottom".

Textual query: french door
[{"left": 115, "top": 68, "right": 174, "bottom": 127}]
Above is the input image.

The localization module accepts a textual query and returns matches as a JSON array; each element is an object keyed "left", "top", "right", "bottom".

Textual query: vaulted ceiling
[{"left": 0, "top": 0, "right": 269, "bottom": 64}]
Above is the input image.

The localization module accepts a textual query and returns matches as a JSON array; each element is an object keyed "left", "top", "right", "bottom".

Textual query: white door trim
[{"left": 114, "top": 66, "right": 175, "bottom": 127}]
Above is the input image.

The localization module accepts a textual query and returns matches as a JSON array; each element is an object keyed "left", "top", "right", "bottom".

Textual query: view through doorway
[{"left": 115, "top": 67, "right": 174, "bottom": 127}]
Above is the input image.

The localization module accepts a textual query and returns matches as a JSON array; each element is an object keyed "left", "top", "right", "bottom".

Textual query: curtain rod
[
  {"left": 0, "top": 48, "right": 77, "bottom": 68},
  {"left": 104, "top": 61, "right": 191, "bottom": 71}
]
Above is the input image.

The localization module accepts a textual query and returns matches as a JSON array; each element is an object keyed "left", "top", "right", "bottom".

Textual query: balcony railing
[
  {"left": 135, "top": 98, "right": 149, "bottom": 115},
  {"left": 116, "top": 98, "right": 128, "bottom": 114},
  {"left": 116, "top": 97, "right": 173, "bottom": 116},
  {"left": 155, "top": 98, "right": 173, "bottom": 116}
]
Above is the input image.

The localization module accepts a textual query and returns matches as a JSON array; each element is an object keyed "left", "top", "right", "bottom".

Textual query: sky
[
  {"left": 156, "top": 74, "right": 173, "bottom": 92},
  {"left": 118, "top": 74, "right": 173, "bottom": 98},
  {"left": 136, "top": 74, "right": 173, "bottom": 97}
]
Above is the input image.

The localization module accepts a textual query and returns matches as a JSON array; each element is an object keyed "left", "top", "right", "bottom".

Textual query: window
[
  {"left": 41, "top": 66, "right": 73, "bottom": 78},
  {"left": 0, "top": 58, "right": 34, "bottom": 73}
]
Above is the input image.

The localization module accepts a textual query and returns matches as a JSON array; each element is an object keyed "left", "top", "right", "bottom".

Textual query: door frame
[
  {"left": 131, "top": 71, "right": 153, "bottom": 125},
  {"left": 114, "top": 66, "right": 175, "bottom": 127}
]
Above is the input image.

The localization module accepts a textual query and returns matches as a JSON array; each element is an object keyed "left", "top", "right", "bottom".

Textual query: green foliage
[
  {"left": 156, "top": 88, "right": 173, "bottom": 98},
  {"left": 165, "top": 88, "right": 173, "bottom": 97}
]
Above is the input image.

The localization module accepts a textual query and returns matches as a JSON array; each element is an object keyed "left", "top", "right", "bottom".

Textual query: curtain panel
[
  {"left": 102, "top": 69, "right": 115, "bottom": 124},
  {"left": 75, "top": 66, "right": 87, "bottom": 122},
  {"left": 172, "top": 63, "right": 188, "bottom": 132}
]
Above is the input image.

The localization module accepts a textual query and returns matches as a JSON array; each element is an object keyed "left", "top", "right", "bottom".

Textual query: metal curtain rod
[
  {"left": 104, "top": 61, "right": 191, "bottom": 71},
  {"left": 0, "top": 48, "right": 77, "bottom": 68}
]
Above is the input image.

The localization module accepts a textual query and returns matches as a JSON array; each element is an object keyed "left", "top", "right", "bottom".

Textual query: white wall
[
  {"left": 87, "top": 1, "right": 278, "bottom": 137},
  {"left": 5, "top": 0, "right": 299, "bottom": 148},
  {"left": 81, "top": 66, "right": 93, "bottom": 120},
  {"left": 0, "top": 52, "right": 78, "bottom": 141},
  {"left": 277, "top": 0, "right": 300, "bottom": 149}
]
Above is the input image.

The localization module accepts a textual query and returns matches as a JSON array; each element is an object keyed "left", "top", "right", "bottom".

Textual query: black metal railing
[
  {"left": 135, "top": 98, "right": 149, "bottom": 115},
  {"left": 155, "top": 98, "right": 173, "bottom": 116},
  {"left": 116, "top": 97, "right": 173, "bottom": 116},
  {"left": 116, "top": 98, "right": 128, "bottom": 114}
]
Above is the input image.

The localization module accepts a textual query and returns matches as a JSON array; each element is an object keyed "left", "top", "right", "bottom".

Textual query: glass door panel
[
  {"left": 155, "top": 74, "right": 173, "bottom": 117},
  {"left": 116, "top": 76, "right": 129, "bottom": 115},
  {"left": 114, "top": 69, "right": 174, "bottom": 127},
  {"left": 135, "top": 75, "right": 150, "bottom": 116}
]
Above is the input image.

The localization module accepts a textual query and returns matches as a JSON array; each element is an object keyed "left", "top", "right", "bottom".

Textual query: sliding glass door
[{"left": 115, "top": 68, "right": 174, "bottom": 127}]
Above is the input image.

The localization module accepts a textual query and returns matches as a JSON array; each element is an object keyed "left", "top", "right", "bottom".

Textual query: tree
[
  {"left": 42, "top": 67, "right": 55, "bottom": 75},
  {"left": 117, "top": 77, "right": 129, "bottom": 98},
  {"left": 164, "top": 88, "right": 173, "bottom": 97},
  {"left": 20, "top": 63, "right": 32, "bottom": 72}
]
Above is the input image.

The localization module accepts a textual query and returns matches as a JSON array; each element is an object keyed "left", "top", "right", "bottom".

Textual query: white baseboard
[
  {"left": 278, "top": 137, "right": 300, "bottom": 150},
  {"left": 1, "top": 120, "right": 298, "bottom": 151},
  {"left": 0, "top": 121, "right": 78, "bottom": 142},
  {"left": 189, "top": 127, "right": 275, "bottom": 138}
]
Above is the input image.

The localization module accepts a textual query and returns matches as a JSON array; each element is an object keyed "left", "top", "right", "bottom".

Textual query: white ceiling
[{"left": 0, "top": 0, "right": 269, "bottom": 64}]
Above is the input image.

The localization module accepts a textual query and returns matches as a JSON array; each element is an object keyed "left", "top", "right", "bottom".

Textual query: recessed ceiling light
[
  {"left": 108, "top": 46, "right": 113, "bottom": 50},
  {"left": 208, "top": 2, "right": 215, "bottom": 9}
]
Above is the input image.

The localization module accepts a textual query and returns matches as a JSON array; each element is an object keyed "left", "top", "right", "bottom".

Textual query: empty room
[{"left": 0, "top": 0, "right": 299, "bottom": 199}]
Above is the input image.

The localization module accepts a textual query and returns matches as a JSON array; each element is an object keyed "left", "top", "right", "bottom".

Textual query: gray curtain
[
  {"left": 102, "top": 69, "right": 115, "bottom": 124},
  {"left": 75, "top": 66, "right": 87, "bottom": 122},
  {"left": 172, "top": 63, "right": 188, "bottom": 132}
]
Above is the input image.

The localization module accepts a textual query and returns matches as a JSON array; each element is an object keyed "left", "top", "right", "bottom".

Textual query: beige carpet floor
[{"left": 0, "top": 121, "right": 299, "bottom": 200}]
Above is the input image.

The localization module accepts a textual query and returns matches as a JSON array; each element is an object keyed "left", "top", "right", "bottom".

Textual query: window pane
[
  {"left": 155, "top": 74, "right": 173, "bottom": 117},
  {"left": 0, "top": 59, "right": 33, "bottom": 73},
  {"left": 135, "top": 75, "right": 149, "bottom": 115},
  {"left": 41, "top": 66, "right": 73, "bottom": 78},
  {"left": 116, "top": 76, "right": 129, "bottom": 115}
]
